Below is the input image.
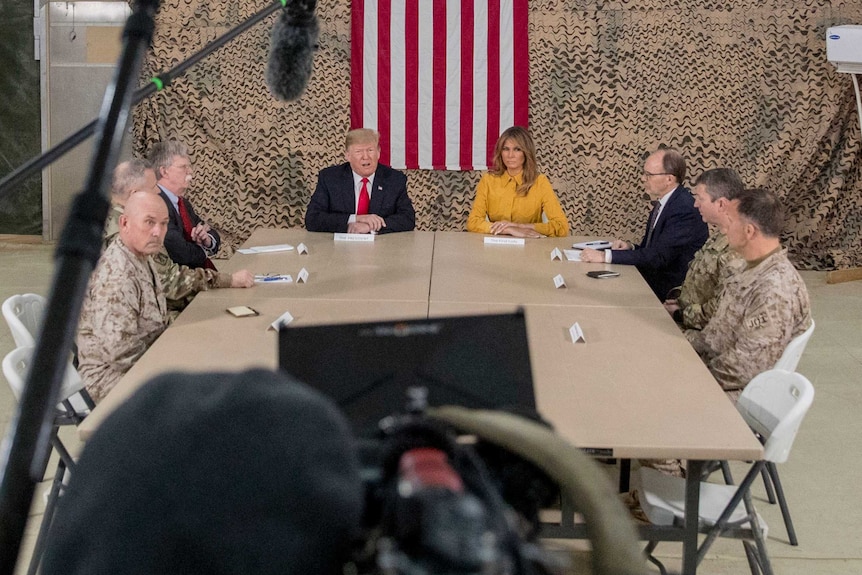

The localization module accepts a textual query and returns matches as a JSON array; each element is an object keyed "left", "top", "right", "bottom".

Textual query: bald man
[
  {"left": 106, "top": 160, "right": 254, "bottom": 315},
  {"left": 77, "top": 192, "right": 171, "bottom": 403}
]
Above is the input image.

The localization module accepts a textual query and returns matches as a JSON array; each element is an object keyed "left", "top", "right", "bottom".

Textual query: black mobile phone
[{"left": 586, "top": 270, "right": 620, "bottom": 279}]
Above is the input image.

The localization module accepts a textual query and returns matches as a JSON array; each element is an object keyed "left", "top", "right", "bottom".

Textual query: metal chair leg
[
  {"left": 766, "top": 462, "right": 798, "bottom": 546},
  {"left": 743, "top": 488, "right": 774, "bottom": 575},
  {"left": 619, "top": 458, "right": 631, "bottom": 493},
  {"left": 742, "top": 540, "right": 763, "bottom": 575},
  {"left": 26, "top": 459, "right": 67, "bottom": 575},
  {"left": 720, "top": 460, "right": 734, "bottom": 485},
  {"left": 760, "top": 466, "right": 777, "bottom": 504}
]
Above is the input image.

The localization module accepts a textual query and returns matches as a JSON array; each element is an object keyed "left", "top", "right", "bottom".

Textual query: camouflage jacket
[
  {"left": 685, "top": 248, "right": 812, "bottom": 392},
  {"left": 77, "top": 238, "right": 168, "bottom": 403},
  {"left": 105, "top": 204, "right": 231, "bottom": 312},
  {"left": 677, "top": 232, "right": 745, "bottom": 330}
]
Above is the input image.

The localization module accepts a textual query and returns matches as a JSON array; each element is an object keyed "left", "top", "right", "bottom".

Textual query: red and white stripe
[{"left": 350, "top": 0, "right": 529, "bottom": 171}]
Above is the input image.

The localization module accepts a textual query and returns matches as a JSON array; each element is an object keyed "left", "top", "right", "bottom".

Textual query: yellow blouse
[{"left": 466, "top": 172, "right": 569, "bottom": 237}]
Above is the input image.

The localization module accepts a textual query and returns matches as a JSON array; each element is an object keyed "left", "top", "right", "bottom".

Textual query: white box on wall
[{"left": 827, "top": 25, "right": 862, "bottom": 74}]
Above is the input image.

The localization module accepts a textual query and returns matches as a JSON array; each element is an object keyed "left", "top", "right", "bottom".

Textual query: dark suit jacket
[
  {"left": 611, "top": 185, "right": 708, "bottom": 300},
  {"left": 305, "top": 163, "right": 415, "bottom": 233},
  {"left": 158, "top": 187, "right": 221, "bottom": 269}
]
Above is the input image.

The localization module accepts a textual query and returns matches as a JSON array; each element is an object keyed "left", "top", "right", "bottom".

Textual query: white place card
[
  {"left": 569, "top": 322, "right": 586, "bottom": 343},
  {"left": 563, "top": 249, "right": 582, "bottom": 262},
  {"left": 553, "top": 274, "right": 567, "bottom": 289},
  {"left": 484, "top": 236, "right": 526, "bottom": 246},
  {"left": 334, "top": 233, "right": 375, "bottom": 242},
  {"left": 297, "top": 242, "right": 308, "bottom": 255},
  {"left": 268, "top": 310, "right": 294, "bottom": 331},
  {"left": 550, "top": 247, "right": 563, "bottom": 261},
  {"left": 236, "top": 243, "right": 294, "bottom": 254},
  {"left": 296, "top": 267, "right": 309, "bottom": 283}
]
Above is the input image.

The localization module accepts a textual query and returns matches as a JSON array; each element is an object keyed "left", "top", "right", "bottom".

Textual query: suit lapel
[
  {"left": 340, "top": 164, "right": 358, "bottom": 213},
  {"left": 653, "top": 185, "right": 682, "bottom": 235},
  {"left": 158, "top": 188, "right": 181, "bottom": 226},
  {"left": 368, "top": 167, "right": 385, "bottom": 213}
]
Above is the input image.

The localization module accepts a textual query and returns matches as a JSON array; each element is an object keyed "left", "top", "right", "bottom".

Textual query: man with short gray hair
[
  {"left": 685, "top": 188, "right": 812, "bottom": 400},
  {"left": 106, "top": 160, "right": 254, "bottom": 315},
  {"left": 664, "top": 168, "right": 746, "bottom": 329},
  {"left": 149, "top": 140, "right": 221, "bottom": 269}
]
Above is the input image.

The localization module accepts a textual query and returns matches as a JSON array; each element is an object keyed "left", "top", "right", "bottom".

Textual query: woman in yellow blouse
[{"left": 467, "top": 126, "right": 569, "bottom": 237}]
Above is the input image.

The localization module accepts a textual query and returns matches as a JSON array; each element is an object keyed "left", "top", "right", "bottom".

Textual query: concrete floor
[{"left": 1, "top": 240, "right": 860, "bottom": 574}]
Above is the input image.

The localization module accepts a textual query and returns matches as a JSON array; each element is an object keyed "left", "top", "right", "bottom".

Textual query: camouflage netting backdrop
[{"left": 132, "top": 0, "right": 862, "bottom": 269}]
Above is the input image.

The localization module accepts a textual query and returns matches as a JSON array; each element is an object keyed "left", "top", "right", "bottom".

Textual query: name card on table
[
  {"left": 484, "top": 236, "right": 525, "bottom": 246},
  {"left": 550, "top": 247, "right": 563, "bottom": 261},
  {"left": 268, "top": 310, "right": 294, "bottom": 331},
  {"left": 297, "top": 242, "right": 308, "bottom": 255},
  {"left": 563, "top": 249, "right": 582, "bottom": 262},
  {"left": 334, "top": 233, "right": 375, "bottom": 242},
  {"left": 296, "top": 267, "right": 309, "bottom": 283},
  {"left": 569, "top": 322, "right": 586, "bottom": 343},
  {"left": 553, "top": 274, "right": 567, "bottom": 289}
]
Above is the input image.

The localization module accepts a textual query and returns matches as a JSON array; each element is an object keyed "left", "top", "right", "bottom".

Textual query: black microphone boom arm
[
  {"left": 0, "top": 1, "right": 159, "bottom": 571},
  {"left": 0, "top": 0, "right": 290, "bottom": 204}
]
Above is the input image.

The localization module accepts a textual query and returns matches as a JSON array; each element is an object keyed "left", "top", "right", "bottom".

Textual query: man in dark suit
[
  {"left": 581, "top": 148, "right": 708, "bottom": 300},
  {"left": 148, "top": 140, "right": 221, "bottom": 269},
  {"left": 305, "top": 128, "right": 415, "bottom": 234}
]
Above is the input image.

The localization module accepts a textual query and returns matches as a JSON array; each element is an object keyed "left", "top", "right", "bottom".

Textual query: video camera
[{"left": 352, "top": 387, "right": 562, "bottom": 575}]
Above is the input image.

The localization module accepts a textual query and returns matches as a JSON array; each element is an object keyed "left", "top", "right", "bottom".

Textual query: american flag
[{"left": 350, "top": 0, "right": 529, "bottom": 171}]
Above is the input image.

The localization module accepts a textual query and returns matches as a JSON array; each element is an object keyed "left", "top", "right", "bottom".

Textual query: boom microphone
[{"left": 266, "top": 0, "right": 319, "bottom": 101}]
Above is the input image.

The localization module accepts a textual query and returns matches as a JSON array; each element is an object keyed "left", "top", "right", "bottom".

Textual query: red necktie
[
  {"left": 177, "top": 197, "right": 194, "bottom": 241},
  {"left": 178, "top": 197, "right": 217, "bottom": 270},
  {"left": 357, "top": 178, "right": 370, "bottom": 215}
]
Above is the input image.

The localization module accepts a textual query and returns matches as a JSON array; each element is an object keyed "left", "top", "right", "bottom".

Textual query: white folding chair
[
  {"left": 2, "top": 293, "right": 46, "bottom": 347},
  {"left": 713, "top": 319, "right": 816, "bottom": 546},
  {"left": 774, "top": 320, "right": 815, "bottom": 372},
  {"left": 2, "top": 345, "right": 92, "bottom": 575},
  {"left": 757, "top": 319, "right": 815, "bottom": 545},
  {"left": 635, "top": 370, "right": 815, "bottom": 575}
]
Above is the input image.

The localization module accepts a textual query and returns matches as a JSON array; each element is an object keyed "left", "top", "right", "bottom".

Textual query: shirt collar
[
  {"left": 655, "top": 185, "right": 679, "bottom": 209},
  {"left": 352, "top": 171, "right": 375, "bottom": 191},
  {"left": 158, "top": 184, "right": 180, "bottom": 212}
]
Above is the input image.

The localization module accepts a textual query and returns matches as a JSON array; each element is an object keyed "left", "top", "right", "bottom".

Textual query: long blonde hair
[{"left": 490, "top": 126, "right": 538, "bottom": 197}]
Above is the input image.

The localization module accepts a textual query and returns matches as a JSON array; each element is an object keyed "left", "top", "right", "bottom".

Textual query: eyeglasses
[
  {"left": 642, "top": 170, "right": 671, "bottom": 178},
  {"left": 171, "top": 163, "right": 193, "bottom": 173}
]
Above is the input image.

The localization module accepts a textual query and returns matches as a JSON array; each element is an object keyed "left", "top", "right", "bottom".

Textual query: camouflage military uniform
[
  {"left": 676, "top": 232, "right": 745, "bottom": 330},
  {"left": 77, "top": 238, "right": 168, "bottom": 403},
  {"left": 105, "top": 205, "right": 231, "bottom": 313},
  {"left": 685, "top": 248, "right": 811, "bottom": 395}
]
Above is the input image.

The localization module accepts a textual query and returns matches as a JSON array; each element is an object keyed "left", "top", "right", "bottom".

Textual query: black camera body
[{"left": 353, "top": 410, "right": 559, "bottom": 575}]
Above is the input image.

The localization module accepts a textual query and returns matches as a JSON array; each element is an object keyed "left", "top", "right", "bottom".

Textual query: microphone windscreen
[{"left": 266, "top": 6, "right": 319, "bottom": 102}]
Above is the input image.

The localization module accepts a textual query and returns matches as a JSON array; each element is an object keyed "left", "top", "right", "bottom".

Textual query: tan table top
[
  {"left": 429, "top": 232, "right": 659, "bottom": 307},
  {"left": 429, "top": 302, "right": 762, "bottom": 460},
  {"left": 215, "top": 228, "right": 436, "bottom": 302},
  {"left": 80, "top": 230, "right": 761, "bottom": 463},
  {"left": 78, "top": 298, "right": 429, "bottom": 441}
]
